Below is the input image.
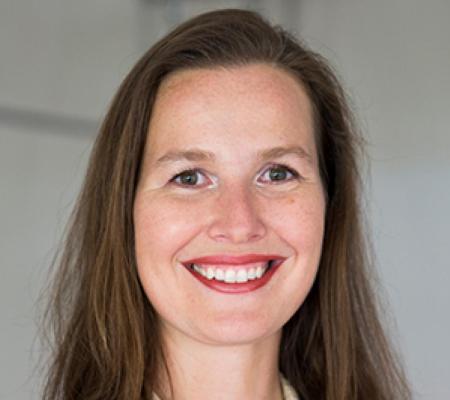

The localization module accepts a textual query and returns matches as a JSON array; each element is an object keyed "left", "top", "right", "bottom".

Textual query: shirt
[{"left": 152, "top": 373, "right": 299, "bottom": 399}]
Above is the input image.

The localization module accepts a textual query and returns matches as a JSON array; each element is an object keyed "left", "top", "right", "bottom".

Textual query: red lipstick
[{"left": 181, "top": 254, "right": 286, "bottom": 294}]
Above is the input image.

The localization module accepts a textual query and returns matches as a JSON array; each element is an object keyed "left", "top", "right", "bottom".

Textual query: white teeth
[
  {"left": 224, "top": 269, "right": 236, "bottom": 283},
  {"left": 193, "top": 264, "right": 203, "bottom": 274},
  {"left": 190, "top": 263, "right": 269, "bottom": 283},
  {"left": 236, "top": 269, "right": 248, "bottom": 283},
  {"left": 206, "top": 267, "right": 215, "bottom": 280},
  {"left": 247, "top": 267, "right": 256, "bottom": 280},
  {"left": 255, "top": 266, "right": 264, "bottom": 278},
  {"left": 215, "top": 268, "right": 225, "bottom": 281}
]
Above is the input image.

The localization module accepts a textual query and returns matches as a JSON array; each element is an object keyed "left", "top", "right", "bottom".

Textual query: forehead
[
  {"left": 147, "top": 63, "right": 315, "bottom": 156},
  {"left": 154, "top": 63, "right": 312, "bottom": 117}
]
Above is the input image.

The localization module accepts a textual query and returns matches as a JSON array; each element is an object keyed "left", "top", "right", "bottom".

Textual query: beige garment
[
  {"left": 280, "top": 373, "right": 299, "bottom": 400},
  {"left": 152, "top": 373, "right": 299, "bottom": 399}
]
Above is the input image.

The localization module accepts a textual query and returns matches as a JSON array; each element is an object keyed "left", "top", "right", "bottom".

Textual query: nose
[{"left": 207, "top": 184, "right": 267, "bottom": 243}]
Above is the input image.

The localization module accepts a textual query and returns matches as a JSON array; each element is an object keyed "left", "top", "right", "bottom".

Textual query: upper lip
[{"left": 182, "top": 254, "right": 286, "bottom": 266}]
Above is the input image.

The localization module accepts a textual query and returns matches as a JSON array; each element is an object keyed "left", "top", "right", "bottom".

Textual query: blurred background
[{"left": 1, "top": 1, "right": 449, "bottom": 399}]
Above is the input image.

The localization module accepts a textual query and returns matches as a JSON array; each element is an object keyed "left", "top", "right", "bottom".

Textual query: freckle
[{"left": 287, "top": 197, "right": 295, "bottom": 204}]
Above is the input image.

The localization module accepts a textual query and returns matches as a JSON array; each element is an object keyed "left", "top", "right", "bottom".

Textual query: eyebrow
[{"left": 154, "top": 145, "right": 313, "bottom": 166}]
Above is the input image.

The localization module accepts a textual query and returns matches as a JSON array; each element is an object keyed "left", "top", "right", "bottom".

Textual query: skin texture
[{"left": 133, "top": 64, "right": 326, "bottom": 399}]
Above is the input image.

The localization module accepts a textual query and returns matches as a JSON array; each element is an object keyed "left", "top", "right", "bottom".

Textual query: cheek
[
  {"left": 133, "top": 195, "right": 197, "bottom": 312},
  {"left": 133, "top": 194, "right": 209, "bottom": 304},
  {"left": 134, "top": 195, "right": 204, "bottom": 253},
  {"left": 268, "top": 193, "right": 325, "bottom": 299},
  {"left": 267, "top": 192, "right": 325, "bottom": 248}
]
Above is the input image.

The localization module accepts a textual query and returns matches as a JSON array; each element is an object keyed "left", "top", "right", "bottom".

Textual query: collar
[{"left": 280, "top": 373, "right": 299, "bottom": 400}]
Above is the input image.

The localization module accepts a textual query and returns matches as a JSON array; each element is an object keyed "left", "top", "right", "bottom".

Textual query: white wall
[{"left": 1, "top": 1, "right": 448, "bottom": 399}]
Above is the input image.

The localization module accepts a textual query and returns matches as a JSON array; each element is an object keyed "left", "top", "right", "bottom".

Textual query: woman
[{"left": 41, "top": 8, "right": 411, "bottom": 400}]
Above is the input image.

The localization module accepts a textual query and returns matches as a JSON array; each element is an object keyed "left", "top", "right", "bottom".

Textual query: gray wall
[
  {"left": 298, "top": 2, "right": 450, "bottom": 397},
  {"left": 1, "top": 1, "right": 448, "bottom": 399}
]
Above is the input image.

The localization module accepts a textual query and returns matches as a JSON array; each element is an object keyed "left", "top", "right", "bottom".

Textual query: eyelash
[{"left": 168, "top": 163, "right": 301, "bottom": 188}]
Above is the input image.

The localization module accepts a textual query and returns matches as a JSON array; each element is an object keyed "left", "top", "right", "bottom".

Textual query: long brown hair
[{"left": 40, "top": 8, "right": 411, "bottom": 400}]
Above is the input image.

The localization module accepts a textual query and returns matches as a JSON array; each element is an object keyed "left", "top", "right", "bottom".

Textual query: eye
[
  {"left": 169, "top": 164, "right": 301, "bottom": 189},
  {"left": 258, "top": 164, "right": 300, "bottom": 184},
  {"left": 169, "top": 169, "right": 209, "bottom": 187}
]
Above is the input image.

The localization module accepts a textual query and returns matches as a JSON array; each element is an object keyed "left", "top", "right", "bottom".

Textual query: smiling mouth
[{"left": 186, "top": 259, "right": 278, "bottom": 283}]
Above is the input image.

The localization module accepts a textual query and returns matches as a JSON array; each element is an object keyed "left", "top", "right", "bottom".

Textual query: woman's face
[{"left": 134, "top": 64, "right": 326, "bottom": 345}]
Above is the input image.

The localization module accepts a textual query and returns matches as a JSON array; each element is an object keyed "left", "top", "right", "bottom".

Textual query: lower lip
[{"left": 184, "top": 260, "right": 284, "bottom": 294}]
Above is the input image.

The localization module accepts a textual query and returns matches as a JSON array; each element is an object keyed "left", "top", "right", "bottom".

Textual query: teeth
[
  {"left": 224, "top": 269, "right": 236, "bottom": 283},
  {"left": 190, "top": 262, "right": 270, "bottom": 283},
  {"left": 255, "top": 266, "right": 264, "bottom": 278},
  {"left": 215, "top": 268, "right": 225, "bottom": 281},
  {"left": 206, "top": 267, "right": 214, "bottom": 279}
]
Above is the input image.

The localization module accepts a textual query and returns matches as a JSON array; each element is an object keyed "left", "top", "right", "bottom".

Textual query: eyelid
[
  {"left": 169, "top": 163, "right": 301, "bottom": 188},
  {"left": 256, "top": 163, "right": 300, "bottom": 184},
  {"left": 169, "top": 168, "right": 216, "bottom": 188}
]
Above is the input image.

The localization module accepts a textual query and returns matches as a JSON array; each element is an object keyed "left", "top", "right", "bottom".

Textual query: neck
[{"left": 155, "top": 325, "right": 284, "bottom": 400}]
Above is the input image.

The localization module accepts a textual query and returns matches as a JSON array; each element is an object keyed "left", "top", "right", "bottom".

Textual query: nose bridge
[{"left": 207, "top": 182, "right": 266, "bottom": 243}]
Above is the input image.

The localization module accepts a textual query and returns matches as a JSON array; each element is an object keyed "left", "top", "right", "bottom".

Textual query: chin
[{"left": 190, "top": 312, "right": 282, "bottom": 346}]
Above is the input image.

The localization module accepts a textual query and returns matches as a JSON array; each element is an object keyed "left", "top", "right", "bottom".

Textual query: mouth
[
  {"left": 185, "top": 259, "right": 280, "bottom": 283},
  {"left": 183, "top": 256, "right": 285, "bottom": 295}
]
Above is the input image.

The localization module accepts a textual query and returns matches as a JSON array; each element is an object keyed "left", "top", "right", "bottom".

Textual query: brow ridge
[{"left": 155, "top": 145, "right": 313, "bottom": 166}]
